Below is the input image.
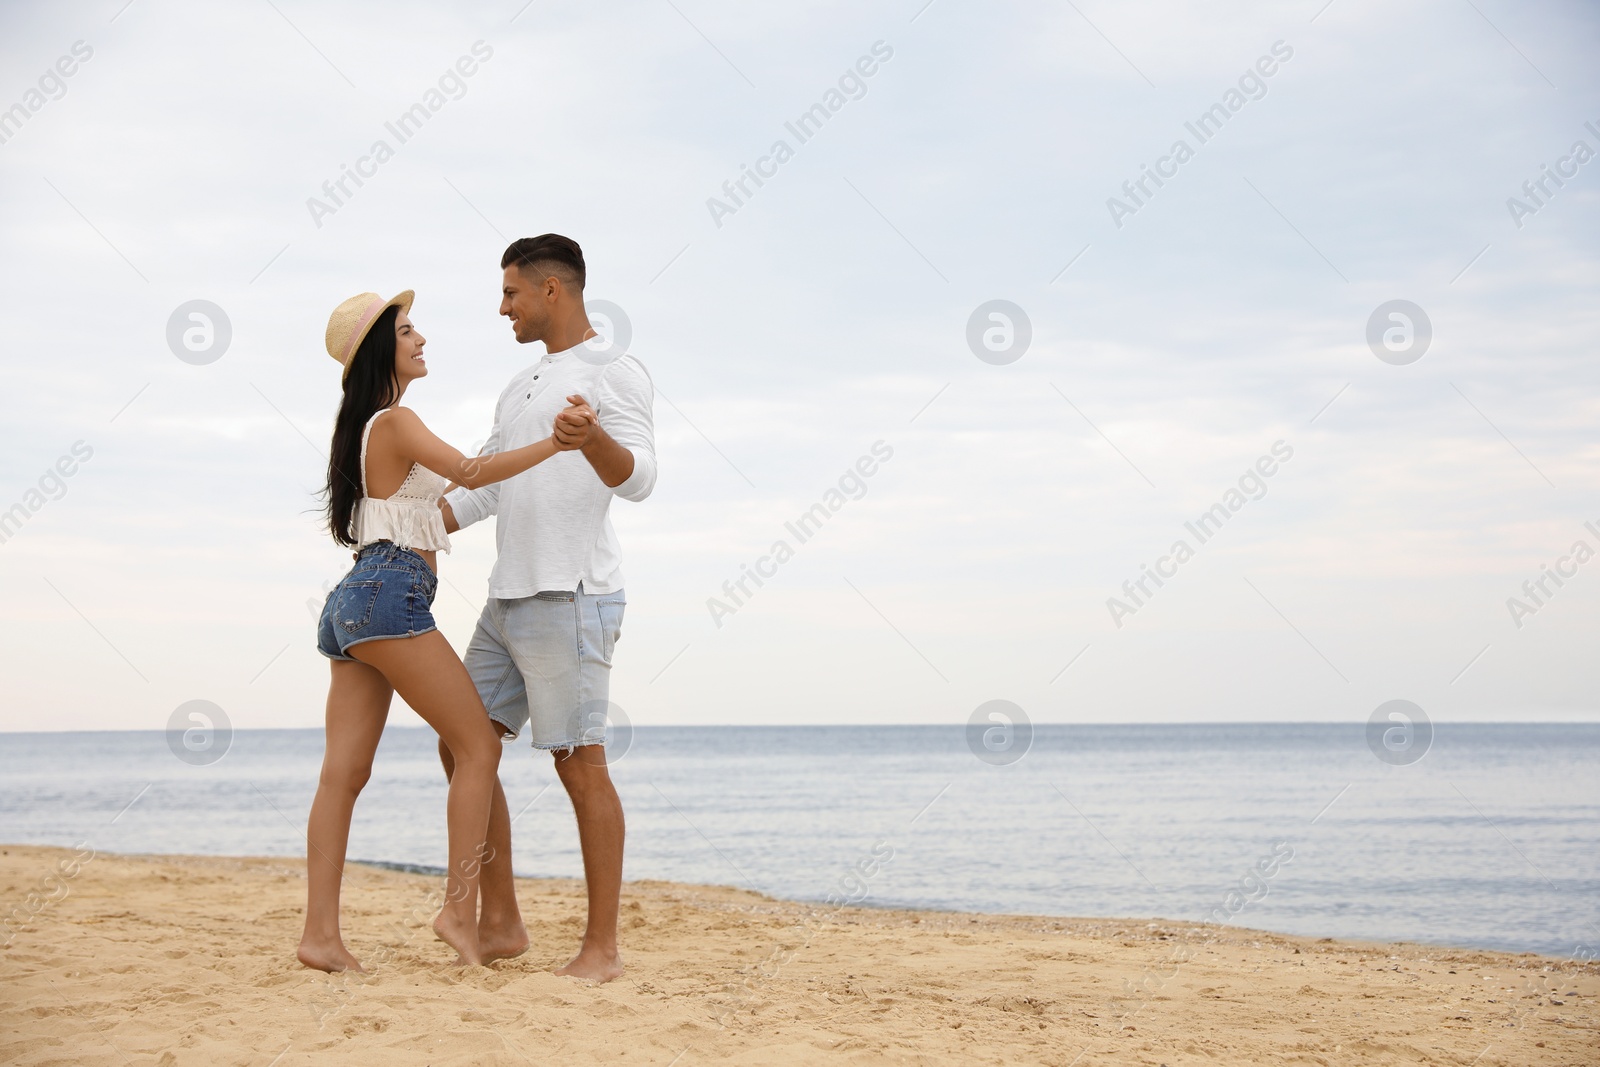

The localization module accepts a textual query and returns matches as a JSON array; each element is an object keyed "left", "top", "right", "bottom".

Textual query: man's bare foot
[
  {"left": 555, "top": 944, "right": 624, "bottom": 983},
  {"left": 297, "top": 937, "right": 363, "bottom": 973},
  {"left": 479, "top": 921, "right": 530, "bottom": 964},
  {"left": 433, "top": 911, "right": 483, "bottom": 966}
]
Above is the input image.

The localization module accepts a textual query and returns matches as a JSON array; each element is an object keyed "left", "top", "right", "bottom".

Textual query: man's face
[{"left": 500, "top": 265, "right": 552, "bottom": 344}]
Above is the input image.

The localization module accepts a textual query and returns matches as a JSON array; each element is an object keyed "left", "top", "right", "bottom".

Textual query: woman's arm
[{"left": 379, "top": 407, "right": 565, "bottom": 490}]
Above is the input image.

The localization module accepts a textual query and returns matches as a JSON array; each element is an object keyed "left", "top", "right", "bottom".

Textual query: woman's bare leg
[
  {"left": 298, "top": 658, "right": 393, "bottom": 972},
  {"left": 439, "top": 736, "right": 529, "bottom": 962},
  {"left": 349, "top": 631, "right": 501, "bottom": 966}
]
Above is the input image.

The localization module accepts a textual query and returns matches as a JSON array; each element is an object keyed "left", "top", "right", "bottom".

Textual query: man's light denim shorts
[{"left": 463, "top": 583, "right": 625, "bottom": 752}]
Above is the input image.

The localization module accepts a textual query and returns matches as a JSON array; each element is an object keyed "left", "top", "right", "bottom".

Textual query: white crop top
[{"left": 352, "top": 409, "right": 452, "bottom": 553}]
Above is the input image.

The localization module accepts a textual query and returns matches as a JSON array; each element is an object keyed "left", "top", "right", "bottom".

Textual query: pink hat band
[{"left": 340, "top": 296, "right": 388, "bottom": 364}]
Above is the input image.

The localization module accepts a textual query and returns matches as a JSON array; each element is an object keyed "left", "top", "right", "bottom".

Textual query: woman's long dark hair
[{"left": 324, "top": 304, "right": 401, "bottom": 547}]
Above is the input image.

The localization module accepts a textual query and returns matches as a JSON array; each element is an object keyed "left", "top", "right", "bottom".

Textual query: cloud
[{"left": 0, "top": 0, "right": 1596, "bottom": 729}]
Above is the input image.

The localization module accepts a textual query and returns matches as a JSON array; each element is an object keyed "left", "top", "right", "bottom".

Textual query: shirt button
[{"left": 533, "top": 375, "right": 539, "bottom": 380}]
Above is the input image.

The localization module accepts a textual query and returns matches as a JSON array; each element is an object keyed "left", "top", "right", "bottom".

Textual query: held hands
[{"left": 552, "top": 394, "right": 598, "bottom": 451}]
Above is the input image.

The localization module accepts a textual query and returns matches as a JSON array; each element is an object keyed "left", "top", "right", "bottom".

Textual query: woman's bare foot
[
  {"left": 555, "top": 944, "right": 624, "bottom": 983},
  {"left": 433, "top": 910, "right": 483, "bottom": 966},
  {"left": 479, "top": 920, "right": 530, "bottom": 964},
  {"left": 297, "top": 937, "right": 364, "bottom": 973}
]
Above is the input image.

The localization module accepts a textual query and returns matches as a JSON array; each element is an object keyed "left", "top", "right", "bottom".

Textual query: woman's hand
[
  {"left": 381, "top": 407, "right": 564, "bottom": 489},
  {"left": 553, "top": 395, "right": 598, "bottom": 451}
]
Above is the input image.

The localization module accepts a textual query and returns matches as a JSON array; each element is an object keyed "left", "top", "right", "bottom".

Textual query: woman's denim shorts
[{"left": 316, "top": 542, "right": 439, "bottom": 661}]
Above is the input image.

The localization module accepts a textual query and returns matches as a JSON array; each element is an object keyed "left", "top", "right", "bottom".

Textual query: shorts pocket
[
  {"left": 335, "top": 580, "right": 383, "bottom": 634},
  {"left": 597, "top": 598, "right": 625, "bottom": 662}
]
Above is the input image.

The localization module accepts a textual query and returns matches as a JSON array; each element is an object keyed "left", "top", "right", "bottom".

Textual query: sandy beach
[{"left": 2, "top": 845, "right": 1593, "bottom": 1065}]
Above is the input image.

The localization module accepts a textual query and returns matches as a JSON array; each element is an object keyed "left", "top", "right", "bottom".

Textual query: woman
[{"left": 298, "top": 290, "right": 591, "bottom": 972}]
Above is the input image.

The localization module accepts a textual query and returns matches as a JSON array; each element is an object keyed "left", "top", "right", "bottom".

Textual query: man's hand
[
  {"left": 552, "top": 392, "right": 636, "bottom": 488},
  {"left": 553, "top": 394, "right": 598, "bottom": 451}
]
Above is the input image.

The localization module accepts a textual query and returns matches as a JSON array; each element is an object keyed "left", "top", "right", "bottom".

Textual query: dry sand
[{"left": 2, "top": 845, "right": 1594, "bottom": 1065}]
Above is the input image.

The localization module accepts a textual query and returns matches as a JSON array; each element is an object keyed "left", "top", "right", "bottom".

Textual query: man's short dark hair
[{"left": 502, "top": 234, "right": 586, "bottom": 291}]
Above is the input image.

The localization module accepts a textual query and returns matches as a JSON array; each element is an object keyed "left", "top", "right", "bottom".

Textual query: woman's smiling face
[{"left": 392, "top": 311, "right": 427, "bottom": 382}]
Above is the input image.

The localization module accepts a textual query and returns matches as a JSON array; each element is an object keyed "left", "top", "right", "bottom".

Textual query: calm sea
[{"left": 2, "top": 724, "right": 1595, "bottom": 958}]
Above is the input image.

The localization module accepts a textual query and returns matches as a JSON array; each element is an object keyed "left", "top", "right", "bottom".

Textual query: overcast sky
[{"left": 1, "top": 0, "right": 1596, "bottom": 732}]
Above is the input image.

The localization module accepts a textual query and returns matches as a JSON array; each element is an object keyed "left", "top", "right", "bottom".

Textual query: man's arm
[
  {"left": 443, "top": 384, "right": 511, "bottom": 531},
  {"left": 554, "top": 358, "right": 656, "bottom": 501},
  {"left": 554, "top": 400, "right": 633, "bottom": 487}
]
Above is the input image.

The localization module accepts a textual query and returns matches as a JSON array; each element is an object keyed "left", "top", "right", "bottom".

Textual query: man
[{"left": 439, "top": 233, "right": 656, "bottom": 982}]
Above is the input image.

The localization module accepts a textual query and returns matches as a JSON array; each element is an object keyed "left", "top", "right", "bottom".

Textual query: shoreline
[
  {"left": 22, "top": 848, "right": 1584, "bottom": 963},
  {"left": 5, "top": 719, "right": 1600, "bottom": 734},
  {"left": 340, "top": 858, "right": 1576, "bottom": 963},
  {"left": 5, "top": 845, "right": 1594, "bottom": 1065},
  {"left": 5, "top": 845, "right": 1583, "bottom": 963}
]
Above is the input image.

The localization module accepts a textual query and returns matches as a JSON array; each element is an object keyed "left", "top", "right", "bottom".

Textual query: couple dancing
[{"left": 298, "top": 234, "right": 654, "bottom": 981}]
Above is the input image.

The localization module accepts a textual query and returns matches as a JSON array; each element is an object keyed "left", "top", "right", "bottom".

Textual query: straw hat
[{"left": 325, "top": 290, "right": 414, "bottom": 379}]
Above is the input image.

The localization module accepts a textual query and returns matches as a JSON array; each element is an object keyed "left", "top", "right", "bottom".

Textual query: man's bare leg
[
  {"left": 438, "top": 732, "right": 528, "bottom": 963},
  {"left": 552, "top": 743, "right": 625, "bottom": 983}
]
